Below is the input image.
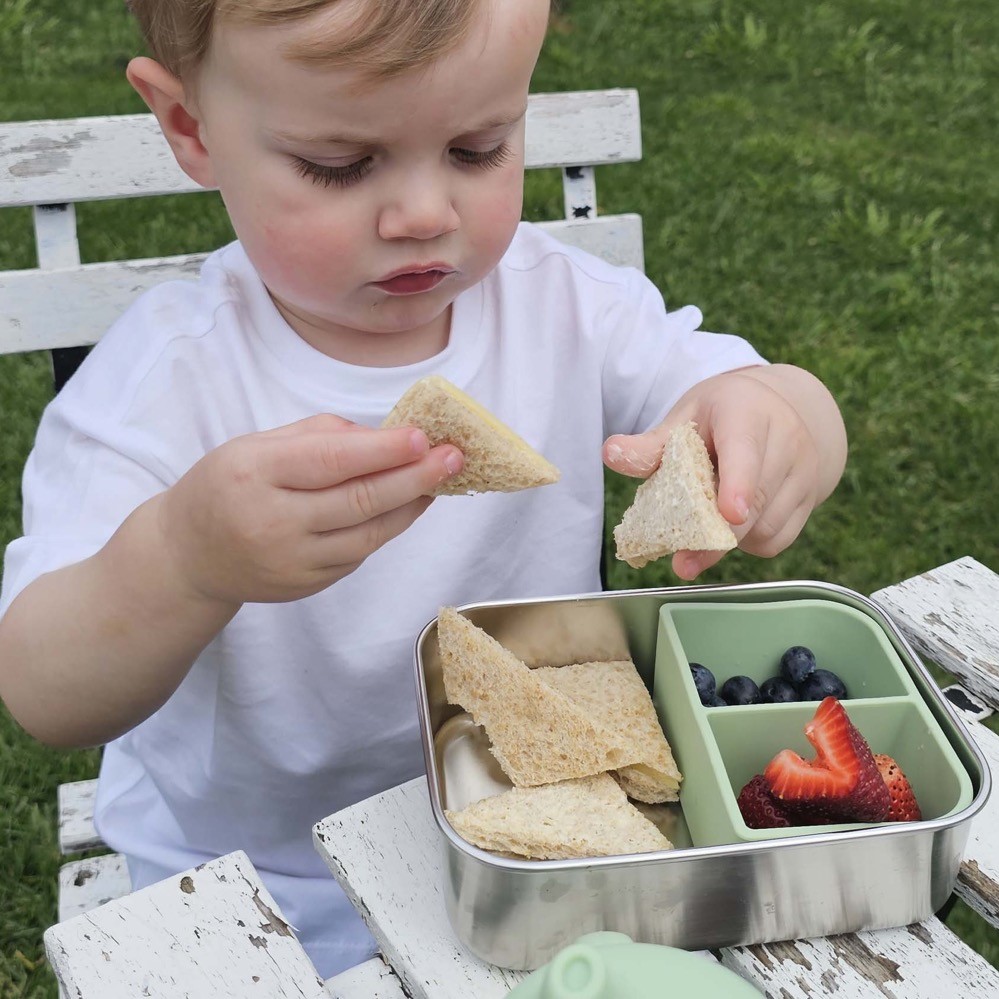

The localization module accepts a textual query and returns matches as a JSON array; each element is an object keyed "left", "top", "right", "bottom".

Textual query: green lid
[{"left": 505, "top": 933, "right": 762, "bottom": 998}]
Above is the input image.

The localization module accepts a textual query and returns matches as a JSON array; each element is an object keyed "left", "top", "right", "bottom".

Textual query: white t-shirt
[{"left": 0, "top": 223, "right": 764, "bottom": 977}]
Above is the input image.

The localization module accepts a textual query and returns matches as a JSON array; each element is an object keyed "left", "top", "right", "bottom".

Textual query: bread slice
[
  {"left": 536, "top": 661, "right": 682, "bottom": 803},
  {"left": 614, "top": 765, "right": 681, "bottom": 804},
  {"left": 436, "top": 608, "right": 641, "bottom": 786},
  {"left": 613, "top": 421, "right": 737, "bottom": 569},
  {"left": 445, "top": 772, "right": 673, "bottom": 859},
  {"left": 381, "top": 375, "right": 560, "bottom": 495}
]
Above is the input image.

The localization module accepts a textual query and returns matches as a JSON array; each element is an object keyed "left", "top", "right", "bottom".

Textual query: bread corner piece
[
  {"left": 535, "top": 661, "right": 681, "bottom": 803},
  {"left": 436, "top": 608, "right": 639, "bottom": 786},
  {"left": 445, "top": 772, "right": 673, "bottom": 860},
  {"left": 381, "top": 375, "right": 560, "bottom": 496},
  {"left": 613, "top": 420, "right": 737, "bottom": 569}
]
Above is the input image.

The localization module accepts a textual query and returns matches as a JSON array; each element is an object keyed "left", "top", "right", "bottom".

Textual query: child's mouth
[{"left": 373, "top": 267, "right": 453, "bottom": 295}]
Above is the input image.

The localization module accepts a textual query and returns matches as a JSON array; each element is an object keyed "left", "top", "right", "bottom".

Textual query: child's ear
[{"left": 126, "top": 56, "right": 216, "bottom": 190}]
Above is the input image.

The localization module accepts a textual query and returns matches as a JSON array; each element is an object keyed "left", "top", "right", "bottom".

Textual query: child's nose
[{"left": 378, "top": 181, "right": 460, "bottom": 241}]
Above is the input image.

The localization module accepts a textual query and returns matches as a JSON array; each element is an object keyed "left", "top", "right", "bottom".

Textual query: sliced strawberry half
[
  {"left": 763, "top": 697, "right": 890, "bottom": 822},
  {"left": 874, "top": 753, "right": 922, "bottom": 822},
  {"left": 737, "top": 774, "right": 792, "bottom": 829}
]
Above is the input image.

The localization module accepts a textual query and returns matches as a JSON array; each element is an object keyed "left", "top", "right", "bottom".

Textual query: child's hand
[
  {"left": 603, "top": 365, "right": 846, "bottom": 581},
  {"left": 154, "top": 414, "right": 464, "bottom": 605}
]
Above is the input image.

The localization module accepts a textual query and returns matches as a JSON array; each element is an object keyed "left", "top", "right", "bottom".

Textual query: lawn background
[{"left": 1, "top": 0, "right": 997, "bottom": 994}]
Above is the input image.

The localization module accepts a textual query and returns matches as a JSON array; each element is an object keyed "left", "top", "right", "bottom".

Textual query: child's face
[{"left": 192, "top": 0, "right": 550, "bottom": 365}]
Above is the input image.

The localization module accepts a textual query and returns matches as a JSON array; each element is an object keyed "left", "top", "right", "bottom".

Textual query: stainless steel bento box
[{"left": 413, "top": 580, "right": 990, "bottom": 971}]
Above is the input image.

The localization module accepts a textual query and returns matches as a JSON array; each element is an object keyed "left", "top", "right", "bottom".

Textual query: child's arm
[
  {"left": 0, "top": 416, "right": 462, "bottom": 748},
  {"left": 603, "top": 364, "right": 847, "bottom": 580}
]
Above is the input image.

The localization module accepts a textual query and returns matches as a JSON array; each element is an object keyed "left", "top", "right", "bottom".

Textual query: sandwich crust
[
  {"left": 382, "top": 375, "right": 560, "bottom": 495},
  {"left": 613, "top": 421, "right": 737, "bottom": 569},
  {"left": 436, "top": 608, "right": 640, "bottom": 786},
  {"left": 445, "top": 772, "right": 674, "bottom": 860},
  {"left": 536, "top": 661, "right": 682, "bottom": 803}
]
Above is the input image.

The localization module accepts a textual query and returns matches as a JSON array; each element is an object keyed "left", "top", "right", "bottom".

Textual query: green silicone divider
[
  {"left": 652, "top": 600, "right": 975, "bottom": 847},
  {"left": 709, "top": 699, "right": 974, "bottom": 841},
  {"left": 670, "top": 599, "right": 918, "bottom": 699},
  {"left": 654, "top": 615, "right": 730, "bottom": 847}
]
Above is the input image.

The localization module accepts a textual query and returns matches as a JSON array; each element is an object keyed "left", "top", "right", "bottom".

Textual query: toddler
[{"left": 0, "top": 0, "right": 846, "bottom": 978}]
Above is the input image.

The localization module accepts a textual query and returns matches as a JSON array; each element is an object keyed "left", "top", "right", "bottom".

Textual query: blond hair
[{"left": 127, "top": 0, "right": 483, "bottom": 81}]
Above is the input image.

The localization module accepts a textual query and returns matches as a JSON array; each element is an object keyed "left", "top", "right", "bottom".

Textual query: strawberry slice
[
  {"left": 874, "top": 753, "right": 922, "bottom": 822},
  {"left": 737, "top": 775, "right": 792, "bottom": 829},
  {"left": 763, "top": 697, "right": 890, "bottom": 822}
]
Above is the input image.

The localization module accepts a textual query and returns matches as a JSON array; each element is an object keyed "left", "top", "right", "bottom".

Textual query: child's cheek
[
  {"left": 470, "top": 182, "right": 524, "bottom": 261},
  {"left": 252, "top": 206, "right": 357, "bottom": 293}
]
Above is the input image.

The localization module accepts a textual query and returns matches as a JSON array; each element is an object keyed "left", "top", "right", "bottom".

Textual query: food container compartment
[
  {"left": 654, "top": 600, "right": 975, "bottom": 845},
  {"left": 663, "top": 599, "right": 919, "bottom": 699},
  {"left": 414, "top": 581, "right": 990, "bottom": 971}
]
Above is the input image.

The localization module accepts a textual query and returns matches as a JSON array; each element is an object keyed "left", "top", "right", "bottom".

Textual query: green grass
[{"left": 2, "top": 0, "right": 999, "bottom": 993}]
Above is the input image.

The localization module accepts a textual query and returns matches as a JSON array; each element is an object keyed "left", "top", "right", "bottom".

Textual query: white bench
[
  {"left": 52, "top": 784, "right": 405, "bottom": 996},
  {"left": 54, "top": 780, "right": 128, "bottom": 923}
]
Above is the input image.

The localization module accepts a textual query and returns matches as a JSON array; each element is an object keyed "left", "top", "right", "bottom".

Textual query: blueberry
[
  {"left": 797, "top": 668, "right": 848, "bottom": 701},
  {"left": 779, "top": 645, "right": 817, "bottom": 686},
  {"left": 688, "top": 662, "right": 717, "bottom": 705},
  {"left": 706, "top": 694, "right": 727, "bottom": 707},
  {"left": 759, "top": 676, "right": 800, "bottom": 703},
  {"left": 718, "top": 675, "right": 761, "bottom": 706}
]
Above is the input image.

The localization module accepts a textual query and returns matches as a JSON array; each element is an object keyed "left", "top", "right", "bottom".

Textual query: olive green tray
[{"left": 653, "top": 599, "right": 975, "bottom": 845}]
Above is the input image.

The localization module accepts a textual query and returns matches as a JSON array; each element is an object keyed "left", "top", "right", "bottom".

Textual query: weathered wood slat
[
  {"left": 58, "top": 854, "right": 132, "bottom": 924},
  {"left": 941, "top": 684, "right": 994, "bottom": 724},
  {"left": 539, "top": 214, "right": 644, "bottom": 270},
  {"left": 57, "top": 778, "right": 103, "bottom": 855},
  {"left": 0, "top": 216, "right": 641, "bottom": 355},
  {"left": 324, "top": 956, "right": 407, "bottom": 999},
  {"left": 872, "top": 558, "right": 999, "bottom": 929},
  {"left": 872, "top": 557, "right": 999, "bottom": 710},
  {"left": 1, "top": 91, "right": 639, "bottom": 208},
  {"left": 1, "top": 115, "right": 195, "bottom": 206},
  {"left": 33, "top": 203, "right": 80, "bottom": 269},
  {"left": 314, "top": 780, "right": 527, "bottom": 998},
  {"left": 0, "top": 252, "right": 208, "bottom": 352},
  {"left": 54, "top": 810, "right": 405, "bottom": 997},
  {"left": 46, "top": 850, "right": 327, "bottom": 999},
  {"left": 562, "top": 165, "right": 598, "bottom": 221},
  {"left": 525, "top": 89, "right": 641, "bottom": 169},
  {"left": 952, "top": 718, "right": 999, "bottom": 927},
  {"left": 722, "top": 916, "right": 999, "bottom": 998},
  {"left": 314, "top": 776, "right": 999, "bottom": 999}
]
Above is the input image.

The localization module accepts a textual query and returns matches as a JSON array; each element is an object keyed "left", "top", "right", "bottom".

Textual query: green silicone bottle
[{"left": 504, "top": 932, "right": 763, "bottom": 999}]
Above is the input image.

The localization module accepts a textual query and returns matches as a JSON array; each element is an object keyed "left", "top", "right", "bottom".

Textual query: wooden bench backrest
[{"left": 0, "top": 89, "right": 643, "bottom": 385}]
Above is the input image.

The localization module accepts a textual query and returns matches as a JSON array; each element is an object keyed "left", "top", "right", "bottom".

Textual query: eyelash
[
  {"left": 450, "top": 143, "right": 512, "bottom": 170},
  {"left": 293, "top": 157, "right": 373, "bottom": 189},
  {"left": 292, "top": 142, "right": 512, "bottom": 189}
]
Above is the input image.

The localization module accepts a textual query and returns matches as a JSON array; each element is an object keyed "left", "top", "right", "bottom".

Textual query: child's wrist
[{"left": 116, "top": 493, "right": 242, "bottom": 616}]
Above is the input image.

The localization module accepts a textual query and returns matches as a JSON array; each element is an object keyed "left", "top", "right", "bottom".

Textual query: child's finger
[
  {"left": 260, "top": 413, "right": 365, "bottom": 437},
  {"left": 313, "top": 495, "right": 436, "bottom": 567},
  {"left": 671, "top": 549, "right": 728, "bottom": 580},
  {"left": 263, "top": 425, "right": 434, "bottom": 490},
  {"left": 602, "top": 429, "right": 670, "bottom": 478},
  {"left": 738, "top": 482, "right": 812, "bottom": 559},
  {"left": 300, "top": 446, "right": 463, "bottom": 532},
  {"left": 712, "top": 426, "right": 768, "bottom": 527}
]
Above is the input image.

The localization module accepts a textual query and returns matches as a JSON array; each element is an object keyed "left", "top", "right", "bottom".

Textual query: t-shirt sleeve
[
  {"left": 0, "top": 390, "right": 172, "bottom": 619},
  {"left": 600, "top": 268, "right": 768, "bottom": 437}
]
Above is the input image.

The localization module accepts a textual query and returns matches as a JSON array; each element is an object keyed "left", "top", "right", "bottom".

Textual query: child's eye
[
  {"left": 450, "top": 143, "right": 512, "bottom": 170},
  {"left": 293, "top": 156, "right": 374, "bottom": 189}
]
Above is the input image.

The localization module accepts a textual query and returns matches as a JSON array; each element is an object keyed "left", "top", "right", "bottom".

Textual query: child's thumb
[{"left": 602, "top": 430, "right": 669, "bottom": 478}]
